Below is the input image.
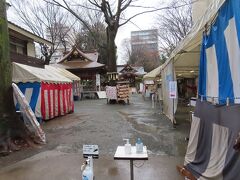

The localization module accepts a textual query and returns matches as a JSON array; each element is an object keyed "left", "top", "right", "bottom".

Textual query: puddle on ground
[
  {"left": 108, "top": 167, "right": 119, "bottom": 176},
  {"left": 118, "top": 110, "right": 187, "bottom": 156},
  {"left": 55, "top": 144, "right": 83, "bottom": 154},
  {"left": 44, "top": 114, "right": 89, "bottom": 131},
  {"left": 118, "top": 111, "right": 164, "bottom": 136}
]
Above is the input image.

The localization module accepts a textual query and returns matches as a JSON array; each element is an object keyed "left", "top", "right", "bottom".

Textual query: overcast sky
[{"left": 7, "top": 0, "right": 171, "bottom": 64}]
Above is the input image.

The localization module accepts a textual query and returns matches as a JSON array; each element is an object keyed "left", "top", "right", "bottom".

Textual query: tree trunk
[
  {"left": 106, "top": 27, "right": 117, "bottom": 72},
  {"left": 44, "top": 55, "right": 51, "bottom": 65},
  {"left": 0, "top": 0, "right": 25, "bottom": 139},
  {"left": 0, "top": 0, "right": 13, "bottom": 126}
]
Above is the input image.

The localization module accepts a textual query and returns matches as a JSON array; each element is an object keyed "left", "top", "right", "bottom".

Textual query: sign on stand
[
  {"left": 169, "top": 81, "right": 177, "bottom": 99},
  {"left": 96, "top": 74, "right": 100, "bottom": 91},
  {"left": 169, "top": 81, "right": 177, "bottom": 126}
]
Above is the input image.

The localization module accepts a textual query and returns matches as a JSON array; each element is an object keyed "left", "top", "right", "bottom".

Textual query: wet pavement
[{"left": 0, "top": 94, "right": 190, "bottom": 180}]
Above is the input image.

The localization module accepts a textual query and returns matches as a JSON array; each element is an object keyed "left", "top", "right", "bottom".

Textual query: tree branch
[
  {"left": 119, "top": 1, "right": 194, "bottom": 27},
  {"left": 88, "top": 0, "right": 101, "bottom": 9},
  {"left": 71, "top": 2, "right": 100, "bottom": 11},
  {"left": 45, "top": 0, "right": 101, "bottom": 46},
  {"left": 120, "top": 0, "right": 132, "bottom": 12}
]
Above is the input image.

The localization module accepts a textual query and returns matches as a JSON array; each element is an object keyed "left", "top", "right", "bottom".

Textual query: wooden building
[
  {"left": 54, "top": 47, "right": 105, "bottom": 91},
  {"left": 117, "top": 64, "right": 146, "bottom": 87},
  {"left": 8, "top": 21, "right": 52, "bottom": 68},
  {"left": 118, "top": 64, "right": 137, "bottom": 86}
]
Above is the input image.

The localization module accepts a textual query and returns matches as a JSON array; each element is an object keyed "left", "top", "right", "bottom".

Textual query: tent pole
[
  {"left": 173, "top": 98, "right": 175, "bottom": 128},
  {"left": 172, "top": 62, "right": 177, "bottom": 127}
]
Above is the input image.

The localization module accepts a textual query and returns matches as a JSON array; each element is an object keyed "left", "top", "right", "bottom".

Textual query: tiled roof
[
  {"left": 54, "top": 60, "right": 104, "bottom": 70},
  {"left": 57, "top": 46, "right": 105, "bottom": 70},
  {"left": 8, "top": 21, "right": 52, "bottom": 46},
  {"left": 10, "top": 52, "right": 45, "bottom": 68},
  {"left": 59, "top": 47, "right": 98, "bottom": 63},
  {"left": 117, "top": 64, "right": 146, "bottom": 75},
  {"left": 119, "top": 64, "right": 137, "bottom": 73}
]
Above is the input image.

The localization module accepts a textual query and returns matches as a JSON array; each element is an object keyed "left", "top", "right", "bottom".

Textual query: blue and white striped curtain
[
  {"left": 15, "top": 82, "right": 42, "bottom": 120},
  {"left": 198, "top": 0, "right": 240, "bottom": 104}
]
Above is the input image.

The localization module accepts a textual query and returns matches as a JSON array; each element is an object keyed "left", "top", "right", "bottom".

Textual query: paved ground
[{"left": 0, "top": 94, "right": 190, "bottom": 180}]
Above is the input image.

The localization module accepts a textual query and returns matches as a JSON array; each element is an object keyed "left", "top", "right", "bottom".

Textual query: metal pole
[
  {"left": 130, "top": 160, "right": 134, "bottom": 180},
  {"left": 171, "top": 62, "right": 176, "bottom": 127},
  {"left": 152, "top": 93, "right": 154, "bottom": 108},
  {"left": 173, "top": 98, "right": 174, "bottom": 118},
  {"left": 173, "top": 98, "right": 175, "bottom": 127}
]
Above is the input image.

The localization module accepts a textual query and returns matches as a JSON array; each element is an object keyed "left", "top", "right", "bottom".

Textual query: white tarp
[
  {"left": 143, "top": 66, "right": 162, "bottom": 80},
  {"left": 12, "top": 83, "right": 46, "bottom": 144},
  {"left": 96, "top": 91, "right": 107, "bottom": 99},
  {"left": 156, "top": 0, "right": 227, "bottom": 80},
  {"left": 154, "top": 0, "right": 226, "bottom": 123},
  {"left": 144, "top": 80, "right": 154, "bottom": 85},
  {"left": 12, "top": 62, "right": 72, "bottom": 84},
  {"left": 45, "top": 65, "right": 80, "bottom": 81},
  {"left": 45, "top": 65, "right": 81, "bottom": 98},
  {"left": 161, "top": 62, "right": 177, "bottom": 123}
]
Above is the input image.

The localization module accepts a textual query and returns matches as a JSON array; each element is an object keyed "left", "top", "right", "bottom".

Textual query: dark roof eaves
[{"left": 8, "top": 21, "right": 53, "bottom": 45}]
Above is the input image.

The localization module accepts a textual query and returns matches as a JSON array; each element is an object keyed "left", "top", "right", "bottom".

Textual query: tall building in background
[
  {"left": 130, "top": 29, "right": 159, "bottom": 72},
  {"left": 131, "top": 29, "right": 158, "bottom": 53}
]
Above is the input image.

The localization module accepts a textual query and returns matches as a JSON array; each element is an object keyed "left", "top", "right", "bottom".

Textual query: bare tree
[
  {"left": 10, "top": 0, "right": 76, "bottom": 64},
  {"left": 73, "top": 10, "right": 108, "bottom": 64},
  {"left": 46, "top": 0, "right": 139, "bottom": 71},
  {"left": 130, "top": 47, "right": 160, "bottom": 72},
  {"left": 120, "top": 38, "right": 132, "bottom": 64},
  {"left": 45, "top": 0, "right": 195, "bottom": 71},
  {"left": 155, "top": 0, "right": 193, "bottom": 57},
  {"left": 45, "top": 0, "right": 176, "bottom": 71},
  {"left": 121, "top": 37, "right": 161, "bottom": 72},
  {"left": 76, "top": 23, "right": 106, "bottom": 51},
  {"left": 76, "top": 23, "right": 107, "bottom": 64},
  {"left": 120, "top": 39, "right": 160, "bottom": 72}
]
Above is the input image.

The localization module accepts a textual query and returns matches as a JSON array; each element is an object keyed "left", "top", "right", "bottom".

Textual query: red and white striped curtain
[{"left": 41, "top": 83, "right": 74, "bottom": 120}]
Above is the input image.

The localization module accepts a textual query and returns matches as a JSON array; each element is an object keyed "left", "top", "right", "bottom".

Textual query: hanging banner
[
  {"left": 161, "top": 62, "right": 178, "bottom": 123},
  {"left": 169, "top": 81, "right": 177, "bottom": 99},
  {"left": 139, "top": 83, "right": 144, "bottom": 93},
  {"left": 96, "top": 74, "right": 100, "bottom": 86}
]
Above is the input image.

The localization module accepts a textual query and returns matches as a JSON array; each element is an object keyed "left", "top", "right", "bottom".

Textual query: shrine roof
[
  {"left": 59, "top": 47, "right": 99, "bottom": 63},
  {"left": 57, "top": 46, "right": 104, "bottom": 70},
  {"left": 53, "top": 60, "right": 104, "bottom": 70},
  {"left": 119, "top": 64, "right": 137, "bottom": 73}
]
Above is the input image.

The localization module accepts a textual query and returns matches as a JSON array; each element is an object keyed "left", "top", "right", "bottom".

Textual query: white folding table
[{"left": 114, "top": 146, "right": 148, "bottom": 180}]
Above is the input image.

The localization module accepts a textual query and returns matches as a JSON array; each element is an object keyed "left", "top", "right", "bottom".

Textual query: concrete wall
[
  {"left": 27, "top": 42, "right": 36, "bottom": 57},
  {"left": 192, "top": 0, "right": 211, "bottom": 23}
]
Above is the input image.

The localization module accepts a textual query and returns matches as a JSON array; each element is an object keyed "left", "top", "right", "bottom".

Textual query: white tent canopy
[
  {"left": 162, "top": 0, "right": 226, "bottom": 78},
  {"left": 12, "top": 62, "right": 72, "bottom": 84},
  {"left": 142, "top": 0, "right": 226, "bottom": 81},
  {"left": 45, "top": 65, "right": 80, "bottom": 81},
  {"left": 147, "top": 0, "right": 227, "bottom": 123},
  {"left": 143, "top": 66, "right": 162, "bottom": 80}
]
